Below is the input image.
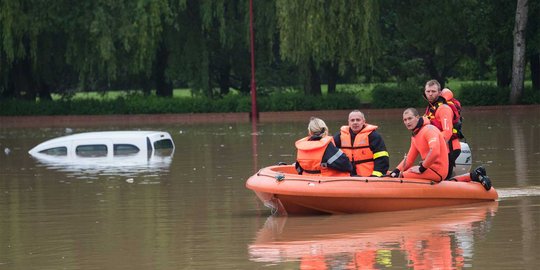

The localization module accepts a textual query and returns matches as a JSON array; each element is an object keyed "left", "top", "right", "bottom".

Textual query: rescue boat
[{"left": 245, "top": 164, "right": 498, "bottom": 215}]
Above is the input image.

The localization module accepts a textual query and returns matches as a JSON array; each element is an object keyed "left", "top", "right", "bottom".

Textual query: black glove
[
  {"left": 418, "top": 163, "right": 426, "bottom": 173},
  {"left": 389, "top": 169, "right": 400, "bottom": 178}
]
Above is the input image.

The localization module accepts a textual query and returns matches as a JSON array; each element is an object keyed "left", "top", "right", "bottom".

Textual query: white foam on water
[{"left": 496, "top": 186, "right": 540, "bottom": 199}]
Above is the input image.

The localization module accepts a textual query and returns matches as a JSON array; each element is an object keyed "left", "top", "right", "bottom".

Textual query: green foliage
[
  {"left": 257, "top": 92, "right": 361, "bottom": 111},
  {"left": 459, "top": 83, "right": 510, "bottom": 106},
  {"left": 371, "top": 83, "right": 423, "bottom": 108},
  {"left": 0, "top": 91, "right": 362, "bottom": 115},
  {"left": 459, "top": 84, "right": 540, "bottom": 105},
  {"left": 276, "top": 0, "right": 381, "bottom": 71}
]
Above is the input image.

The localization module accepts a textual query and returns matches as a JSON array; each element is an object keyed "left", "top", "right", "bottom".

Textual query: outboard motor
[{"left": 455, "top": 142, "right": 472, "bottom": 175}]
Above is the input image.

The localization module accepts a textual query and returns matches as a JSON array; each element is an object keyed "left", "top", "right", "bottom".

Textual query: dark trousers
[{"left": 446, "top": 144, "right": 461, "bottom": 180}]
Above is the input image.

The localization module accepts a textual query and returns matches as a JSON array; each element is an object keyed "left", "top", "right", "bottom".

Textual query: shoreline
[{"left": 0, "top": 105, "right": 536, "bottom": 128}]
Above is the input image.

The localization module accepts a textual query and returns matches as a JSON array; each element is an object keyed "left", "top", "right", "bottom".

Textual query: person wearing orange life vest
[
  {"left": 389, "top": 108, "right": 449, "bottom": 181},
  {"left": 295, "top": 117, "right": 352, "bottom": 177},
  {"left": 441, "top": 88, "right": 465, "bottom": 140},
  {"left": 333, "top": 110, "right": 389, "bottom": 177},
  {"left": 423, "top": 80, "right": 461, "bottom": 178}
]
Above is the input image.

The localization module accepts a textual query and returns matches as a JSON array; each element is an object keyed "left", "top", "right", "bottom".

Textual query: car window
[
  {"left": 154, "top": 139, "right": 174, "bottom": 150},
  {"left": 113, "top": 144, "right": 140, "bottom": 156},
  {"left": 76, "top": 144, "right": 108, "bottom": 157},
  {"left": 39, "top": 146, "right": 68, "bottom": 156}
]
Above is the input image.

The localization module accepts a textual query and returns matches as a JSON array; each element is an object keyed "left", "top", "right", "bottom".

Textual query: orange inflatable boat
[{"left": 245, "top": 165, "right": 498, "bottom": 215}]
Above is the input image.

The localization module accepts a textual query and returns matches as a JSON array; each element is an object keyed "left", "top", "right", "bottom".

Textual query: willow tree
[
  {"left": 0, "top": 0, "right": 177, "bottom": 100},
  {"left": 276, "top": 0, "right": 381, "bottom": 95},
  {"left": 167, "top": 0, "right": 267, "bottom": 98},
  {"left": 63, "top": 0, "right": 175, "bottom": 95},
  {"left": 0, "top": 0, "right": 69, "bottom": 100}
]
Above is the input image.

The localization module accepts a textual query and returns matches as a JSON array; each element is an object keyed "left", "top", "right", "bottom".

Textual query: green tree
[
  {"left": 471, "top": 0, "right": 516, "bottom": 87},
  {"left": 0, "top": 0, "right": 70, "bottom": 100},
  {"left": 0, "top": 0, "right": 176, "bottom": 99},
  {"left": 388, "top": 0, "right": 479, "bottom": 87},
  {"left": 276, "top": 0, "right": 381, "bottom": 95},
  {"left": 167, "top": 0, "right": 259, "bottom": 98}
]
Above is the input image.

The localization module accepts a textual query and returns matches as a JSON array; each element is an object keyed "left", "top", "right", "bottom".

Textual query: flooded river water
[{"left": 0, "top": 106, "right": 539, "bottom": 269}]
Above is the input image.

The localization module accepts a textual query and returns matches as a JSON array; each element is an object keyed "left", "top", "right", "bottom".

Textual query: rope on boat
[{"left": 257, "top": 172, "right": 438, "bottom": 186}]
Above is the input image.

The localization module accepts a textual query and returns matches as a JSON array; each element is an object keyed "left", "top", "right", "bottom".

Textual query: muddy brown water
[{"left": 1, "top": 106, "right": 539, "bottom": 269}]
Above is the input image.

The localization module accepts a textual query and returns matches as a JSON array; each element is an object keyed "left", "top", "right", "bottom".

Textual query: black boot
[
  {"left": 471, "top": 166, "right": 487, "bottom": 182},
  {"left": 478, "top": 175, "right": 492, "bottom": 191},
  {"left": 471, "top": 166, "right": 491, "bottom": 191},
  {"left": 475, "top": 166, "right": 487, "bottom": 177}
]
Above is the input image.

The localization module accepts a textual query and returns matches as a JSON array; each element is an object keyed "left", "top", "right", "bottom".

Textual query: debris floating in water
[
  {"left": 4, "top": 148, "right": 11, "bottom": 155},
  {"left": 126, "top": 178, "right": 134, "bottom": 183}
]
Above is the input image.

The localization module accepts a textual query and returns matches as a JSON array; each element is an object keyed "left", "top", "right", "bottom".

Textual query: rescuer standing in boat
[
  {"left": 333, "top": 110, "right": 389, "bottom": 177},
  {"left": 423, "top": 80, "right": 462, "bottom": 178},
  {"left": 295, "top": 117, "right": 352, "bottom": 176}
]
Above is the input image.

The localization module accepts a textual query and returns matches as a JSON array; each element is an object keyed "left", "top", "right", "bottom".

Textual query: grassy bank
[{"left": 1, "top": 82, "right": 538, "bottom": 116}]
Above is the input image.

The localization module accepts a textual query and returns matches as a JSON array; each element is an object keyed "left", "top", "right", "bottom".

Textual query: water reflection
[
  {"left": 251, "top": 120, "right": 259, "bottom": 173},
  {"left": 510, "top": 113, "right": 528, "bottom": 186},
  {"left": 31, "top": 153, "right": 173, "bottom": 180},
  {"left": 250, "top": 202, "right": 498, "bottom": 269}
]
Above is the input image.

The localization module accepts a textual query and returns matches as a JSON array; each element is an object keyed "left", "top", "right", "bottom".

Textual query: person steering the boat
[
  {"left": 389, "top": 108, "right": 449, "bottom": 182},
  {"left": 295, "top": 117, "right": 353, "bottom": 177},
  {"left": 423, "top": 80, "right": 462, "bottom": 178},
  {"left": 333, "top": 110, "right": 389, "bottom": 177}
]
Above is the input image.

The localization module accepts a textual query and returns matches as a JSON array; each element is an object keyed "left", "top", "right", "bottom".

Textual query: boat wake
[{"left": 496, "top": 186, "right": 540, "bottom": 199}]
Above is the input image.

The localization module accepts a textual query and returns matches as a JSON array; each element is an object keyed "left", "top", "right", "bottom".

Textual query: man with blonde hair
[{"left": 295, "top": 117, "right": 352, "bottom": 176}]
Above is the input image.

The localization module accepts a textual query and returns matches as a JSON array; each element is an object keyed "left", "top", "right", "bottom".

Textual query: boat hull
[{"left": 246, "top": 165, "right": 498, "bottom": 215}]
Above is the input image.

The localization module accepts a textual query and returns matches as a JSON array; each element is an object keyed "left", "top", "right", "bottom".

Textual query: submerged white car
[{"left": 28, "top": 131, "right": 175, "bottom": 167}]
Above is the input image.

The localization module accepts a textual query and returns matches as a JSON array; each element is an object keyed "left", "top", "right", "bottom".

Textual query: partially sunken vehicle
[{"left": 28, "top": 131, "right": 175, "bottom": 166}]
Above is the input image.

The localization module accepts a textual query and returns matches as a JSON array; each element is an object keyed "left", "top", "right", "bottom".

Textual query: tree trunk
[
  {"left": 326, "top": 63, "right": 338, "bottom": 94},
  {"left": 155, "top": 42, "right": 173, "bottom": 97},
  {"left": 38, "top": 82, "right": 52, "bottom": 101},
  {"left": 141, "top": 75, "right": 153, "bottom": 96},
  {"left": 303, "top": 59, "right": 321, "bottom": 96},
  {"left": 240, "top": 75, "right": 250, "bottom": 94},
  {"left": 496, "top": 56, "right": 512, "bottom": 87},
  {"left": 510, "top": 0, "right": 529, "bottom": 104},
  {"left": 12, "top": 57, "right": 36, "bottom": 100},
  {"left": 218, "top": 62, "right": 231, "bottom": 96},
  {"left": 530, "top": 53, "right": 540, "bottom": 90}
]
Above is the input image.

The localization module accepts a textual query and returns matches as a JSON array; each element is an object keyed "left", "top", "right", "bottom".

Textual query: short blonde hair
[
  {"left": 404, "top": 107, "right": 419, "bottom": 116},
  {"left": 425, "top": 79, "right": 441, "bottom": 91},
  {"left": 308, "top": 117, "right": 328, "bottom": 136}
]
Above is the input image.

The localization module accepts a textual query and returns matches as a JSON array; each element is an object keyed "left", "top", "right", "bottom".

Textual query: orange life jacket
[
  {"left": 425, "top": 94, "right": 463, "bottom": 140},
  {"left": 295, "top": 136, "right": 349, "bottom": 177},
  {"left": 339, "top": 125, "right": 377, "bottom": 176}
]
